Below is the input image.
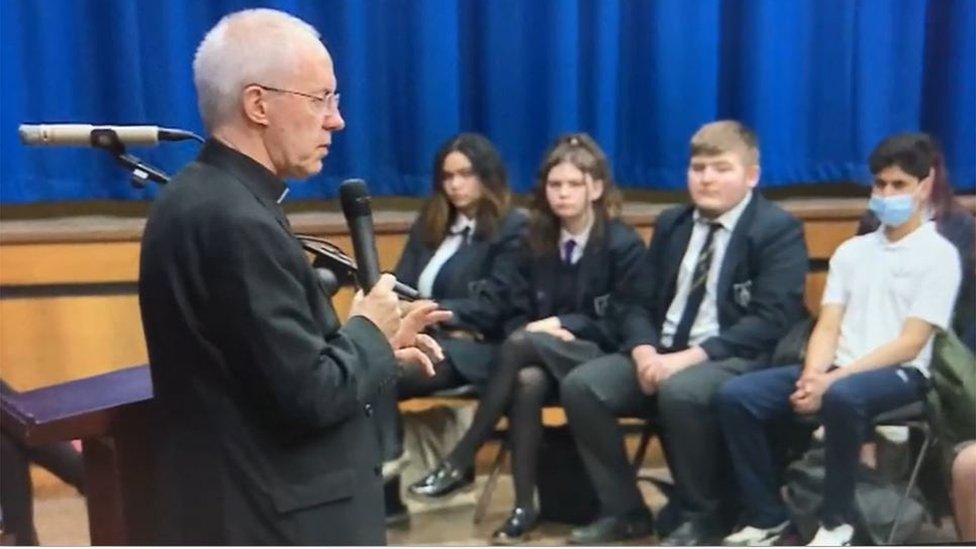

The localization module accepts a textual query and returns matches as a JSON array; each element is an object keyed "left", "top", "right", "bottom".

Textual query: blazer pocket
[{"left": 271, "top": 467, "right": 356, "bottom": 513}]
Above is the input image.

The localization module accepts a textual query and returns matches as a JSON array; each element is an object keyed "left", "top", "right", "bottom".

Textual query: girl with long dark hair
[{"left": 377, "top": 133, "right": 529, "bottom": 523}]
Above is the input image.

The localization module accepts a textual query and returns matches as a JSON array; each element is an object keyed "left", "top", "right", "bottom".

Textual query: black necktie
[
  {"left": 563, "top": 239, "right": 577, "bottom": 265},
  {"left": 431, "top": 226, "right": 471, "bottom": 298},
  {"left": 671, "top": 222, "right": 722, "bottom": 350},
  {"left": 455, "top": 226, "right": 472, "bottom": 247}
]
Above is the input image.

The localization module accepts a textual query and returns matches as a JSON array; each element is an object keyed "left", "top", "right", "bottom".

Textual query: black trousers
[{"left": 560, "top": 352, "right": 757, "bottom": 523}]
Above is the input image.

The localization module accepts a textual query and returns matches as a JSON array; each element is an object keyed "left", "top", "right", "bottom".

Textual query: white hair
[{"left": 192, "top": 9, "right": 325, "bottom": 132}]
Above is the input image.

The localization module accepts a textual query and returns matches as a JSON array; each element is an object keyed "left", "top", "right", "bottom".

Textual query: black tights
[{"left": 446, "top": 331, "right": 553, "bottom": 509}]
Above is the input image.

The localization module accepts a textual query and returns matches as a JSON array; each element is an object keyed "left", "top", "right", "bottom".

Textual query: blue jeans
[{"left": 716, "top": 364, "right": 926, "bottom": 528}]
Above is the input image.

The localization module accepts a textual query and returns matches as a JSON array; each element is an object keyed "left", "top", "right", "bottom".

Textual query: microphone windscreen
[{"left": 339, "top": 179, "right": 371, "bottom": 219}]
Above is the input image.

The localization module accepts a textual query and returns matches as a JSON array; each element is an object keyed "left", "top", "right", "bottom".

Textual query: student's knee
[
  {"left": 952, "top": 444, "right": 976, "bottom": 486},
  {"left": 560, "top": 369, "right": 587, "bottom": 401},
  {"left": 658, "top": 371, "right": 713, "bottom": 412},
  {"left": 502, "top": 329, "right": 533, "bottom": 354},
  {"left": 515, "top": 366, "right": 550, "bottom": 400},
  {"left": 560, "top": 368, "right": 596, "bottom": 410},
  {"left": 821, "top": 380, "right": 866, "bottom": 422},
  {"left": 714, "top": 375, "right": 751, "bottom": 413}
]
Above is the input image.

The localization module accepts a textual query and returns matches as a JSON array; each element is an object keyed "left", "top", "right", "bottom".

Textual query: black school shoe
[
  {"left": 407, "top": 460, "right": 474, "bottom": 497},
  {"left": 567, "top": 507, "right": 655, "bottom": 544},
  {"left": 491, "top": 507, "right": 539, "bottom": 545}
]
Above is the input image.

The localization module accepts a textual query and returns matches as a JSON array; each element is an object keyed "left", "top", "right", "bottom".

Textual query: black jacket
[
  {"left": 616, "top": 194, "right": 809, "bottom": 361},
  {"left": 395, "top": 209, "right": 528, "bottom": 339},
  {"left": 139, "top": 140, "right": 397, "bottom": 545},
  {"left": 394, "top": 209, "right": 527, "bottom": 386},
  {"left": 505, "top": 218, "right": 645, "bottom": 352}
]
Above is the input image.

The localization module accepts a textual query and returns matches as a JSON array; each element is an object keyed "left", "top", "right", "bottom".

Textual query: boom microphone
[
  {"left": 19, "top": 124, "right": 202, "bottom": 147},
  {"left": 339, "top": 179, "right": 382, "bottom": 293}
]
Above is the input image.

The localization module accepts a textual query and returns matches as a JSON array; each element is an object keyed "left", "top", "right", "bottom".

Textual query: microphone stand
[{"left": 90, "top": 128, "right": 171, "bottom": 188}]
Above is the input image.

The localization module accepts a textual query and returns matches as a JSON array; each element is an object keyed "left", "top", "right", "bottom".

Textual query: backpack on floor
[
  {"left": 536, "top": 426, "right": 600, "bottom": 525},
  {"left": 783, "top": 442, "right": 927, "bottom": 544}
]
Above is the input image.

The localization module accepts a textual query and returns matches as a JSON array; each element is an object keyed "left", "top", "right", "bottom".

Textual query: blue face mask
[{"left": 868, "top": 194, "right": 915, "bottom": 228}]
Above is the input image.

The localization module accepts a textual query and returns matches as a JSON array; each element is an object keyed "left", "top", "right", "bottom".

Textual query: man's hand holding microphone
[{"left": 349, "top": 273, "right": 452, "bottom": 377}]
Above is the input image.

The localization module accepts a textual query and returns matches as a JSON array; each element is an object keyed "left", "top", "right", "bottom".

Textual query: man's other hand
[{"left": 391, "top": 300, "right": 452, "bottom": 350}]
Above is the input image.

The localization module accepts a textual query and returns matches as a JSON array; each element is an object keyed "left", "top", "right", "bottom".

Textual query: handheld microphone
[
  {"left": 19, "top": 124, "right": 202, "bottom": 147},
  {"left": 339, "top": 179, "right": 383, "bottom": 293},
  {"left": 296, "top": 234, "right": 419, "bottom": 300}
]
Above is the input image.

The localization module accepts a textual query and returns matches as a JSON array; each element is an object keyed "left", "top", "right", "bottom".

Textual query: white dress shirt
[
  {"left": 660, "top": 191, "right": 753, "bottom": 349},
  {"left": 417, "top": 214, "right": 476, "bottom": 298}
]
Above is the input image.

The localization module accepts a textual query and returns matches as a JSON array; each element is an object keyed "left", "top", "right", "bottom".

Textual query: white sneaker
[
  {"left": 722, "top": 521, "right": 790, "bottom": 546},
  {"left": 807, "top": 523, "right": 854, "bottom": 546}
]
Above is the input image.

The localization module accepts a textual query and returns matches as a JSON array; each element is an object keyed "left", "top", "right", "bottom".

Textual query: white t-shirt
[{"left": 823, "top": 221, "right": 961, "bottom": 375}]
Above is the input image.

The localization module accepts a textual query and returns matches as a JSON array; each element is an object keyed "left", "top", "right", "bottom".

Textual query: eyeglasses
[{"left": 252, "top": 84, "right": 341, "bottom": 115}]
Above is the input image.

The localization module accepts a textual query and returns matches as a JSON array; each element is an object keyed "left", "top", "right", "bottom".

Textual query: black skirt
[
  {"left": 439, "top": 337, "right": 499, "bottom": 390},
  {"left": 519, "top": 330, "right": 605, "bottom": 382}
]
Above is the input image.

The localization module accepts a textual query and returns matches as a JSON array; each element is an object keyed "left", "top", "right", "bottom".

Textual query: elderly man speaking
[{"left": 139, "top": 9, "right": 445, "bottom": 545}]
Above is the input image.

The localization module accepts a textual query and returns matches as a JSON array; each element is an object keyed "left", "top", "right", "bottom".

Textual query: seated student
[
  {"left": 855, "top": 134, "right": 975, "bottom": 352},
  {"left": 560, "top": 121, "right": 809, "bottom": 545},
  {"left": 716, "top": 133, "right": 962, "bottom": 546},
  {"left": 408, "top": 134, "right": 644, "bottom": 544},
  {"left": 374, "top": 133, "right": 528, "bottom": 523},
  {"left": 952, "top": 442, "right": 976, "bottom": 542}
]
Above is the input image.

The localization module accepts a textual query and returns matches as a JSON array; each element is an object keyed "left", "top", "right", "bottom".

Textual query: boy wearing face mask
[{"left": 715, "top": 133, "right": 963, "bottom": 547}]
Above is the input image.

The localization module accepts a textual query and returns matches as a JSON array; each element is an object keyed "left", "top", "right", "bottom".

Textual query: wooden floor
[
  {"left": 28, "top": 465, "right": 668, "bottom": 546},
  {"left": 29, "top": 464, "right": 961, "bottom": 546}
]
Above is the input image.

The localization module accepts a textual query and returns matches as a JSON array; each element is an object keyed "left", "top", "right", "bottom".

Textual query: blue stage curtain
[{"left": 1, "top": 0, "right": 972, "bottom": 204}]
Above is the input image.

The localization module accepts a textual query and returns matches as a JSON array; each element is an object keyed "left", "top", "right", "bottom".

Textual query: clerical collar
[{"left": 197, "top": 138, "right": 290, "bottom": 207}]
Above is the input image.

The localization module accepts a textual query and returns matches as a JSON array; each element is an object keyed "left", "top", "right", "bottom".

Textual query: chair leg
[
  {"left": 632, "top": 424, "right": 652, "bottom": 472},
  {"left": 474, "top": 439, "right": 508, "bottom": 524},
  {"left": 887, "top": 427, "right": 931, "bottom": 545}
]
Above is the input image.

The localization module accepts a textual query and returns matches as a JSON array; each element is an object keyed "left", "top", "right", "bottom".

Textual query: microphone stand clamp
[{"left": 90, "top": 128, "right": 171, "bottom": 188}]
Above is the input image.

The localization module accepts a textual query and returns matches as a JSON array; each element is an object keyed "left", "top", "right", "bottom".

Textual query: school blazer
[
  {"left": 505, "top": 218, "right": 645, "bottom": 352},
  {"left": 394, "top": 208, "right": 529, "bottom": 340},
  {"left": 615, "top": 193, "right": 809, "bottom": 361}
]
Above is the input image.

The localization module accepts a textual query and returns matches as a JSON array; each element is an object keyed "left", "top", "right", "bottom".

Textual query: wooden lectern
[{"left": 0, "top": 365, "right": 156, "bottom": 545}]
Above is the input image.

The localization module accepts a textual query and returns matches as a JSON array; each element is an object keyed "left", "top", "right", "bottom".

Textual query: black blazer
[
  {"left": 505, "top": 218, "right": 645, "bottom": 352},
  {"left": 395, "top": 208, "right": 529, "bottom": 340},
  {"left": 139, "top": 140, "right": 397, "bottom": 545},
  {"left": 616, "top": 193, "right": 809, "bottom": 361}
]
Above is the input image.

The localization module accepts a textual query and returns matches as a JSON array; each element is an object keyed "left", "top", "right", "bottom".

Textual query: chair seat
[
  {"left": 792, "top": 399, "right": 926, "bottom": 426},
  {"left": 429, "top": 384, "right": 480, "bottom": 398},
  {"left": 873, "top": 401, "right": 926, "bottom": 424}
]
